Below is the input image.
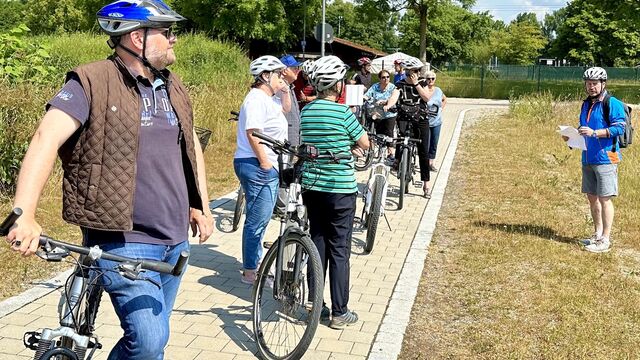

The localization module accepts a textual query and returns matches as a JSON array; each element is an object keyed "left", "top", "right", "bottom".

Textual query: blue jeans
[
  {"left": 428, "top": 124, "right": 441, "bottom": 160},
  {"left": 234, "top": 157, "right": 279, "bottom": 270},
  {"left": 91, "top": 240, "right": 189, "bottom": 360}
]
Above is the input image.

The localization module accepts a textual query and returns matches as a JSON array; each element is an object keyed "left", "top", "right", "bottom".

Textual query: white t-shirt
[{"left": 234, "top": 88, "right": 288, "bottom": 166}]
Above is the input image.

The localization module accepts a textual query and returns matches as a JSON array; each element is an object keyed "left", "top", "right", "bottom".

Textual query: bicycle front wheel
[
  {"left": 232, "top": 185, "right": 245, "bottom": 232},
  {"left": 398, "top": 147, "right": 409, "bottom": 210},
  {"left": 365, "top": 177, "right": 385, "bottom": 254},
  {"left": 253, "top": 232, "right": 323, "bottom": 360}
]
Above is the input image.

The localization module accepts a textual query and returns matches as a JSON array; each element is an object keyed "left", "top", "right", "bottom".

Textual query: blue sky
[{"left": 472, "top": 0, "right": 570, "bottom": 23}]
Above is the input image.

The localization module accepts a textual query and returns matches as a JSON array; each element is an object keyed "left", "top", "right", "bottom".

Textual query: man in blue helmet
[{"left": 6, "top": 1, "right": 213, "bottom": 358}]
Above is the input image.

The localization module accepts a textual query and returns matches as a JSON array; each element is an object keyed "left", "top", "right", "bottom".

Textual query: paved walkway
[{"left": 0, "top": 99, "right": 507, "bottom": 360}]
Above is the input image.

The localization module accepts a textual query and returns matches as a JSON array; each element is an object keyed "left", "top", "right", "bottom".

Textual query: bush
[
  {"left": 0, "top": 0, "right": 26, "bottom": 32},
  {"left": 0, "top": 24, "right": 57, "bottom": 84}
]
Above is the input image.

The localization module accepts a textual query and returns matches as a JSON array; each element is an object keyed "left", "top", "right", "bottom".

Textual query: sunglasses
[
  {"left": 426, "top": 77, "right": 436, "bottom": 80},
  {"left": 380, "top": 76, "right": 390, "bottom": 79},
  {"left": 158, "top": 27, "right": 175, "bottom": 39}
]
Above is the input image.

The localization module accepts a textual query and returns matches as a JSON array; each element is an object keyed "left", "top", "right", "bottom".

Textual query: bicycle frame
[{"left": 363, "top": 136, "right": 391, "bottom": 218}]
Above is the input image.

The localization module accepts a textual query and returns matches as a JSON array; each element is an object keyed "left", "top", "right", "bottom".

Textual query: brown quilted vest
[{"left": 58, "top": 56, "right": 202, "bottom": 231}]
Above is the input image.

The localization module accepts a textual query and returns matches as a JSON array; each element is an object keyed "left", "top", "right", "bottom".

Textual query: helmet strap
[{"left": 113, "top": 29, "right": 168, "bottom": 84}]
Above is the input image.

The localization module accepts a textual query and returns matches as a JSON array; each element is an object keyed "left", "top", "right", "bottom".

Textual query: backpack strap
[{"left": 602, "top": 93, "right": 611, "bottom": 126}]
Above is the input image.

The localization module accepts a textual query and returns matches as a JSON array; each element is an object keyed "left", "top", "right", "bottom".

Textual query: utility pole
[
  {"left": 338, "top": 16, "right": 343, "bottom": 37},
  {"left": 321, "top": 0, "right": 326, "bottom": 56}
]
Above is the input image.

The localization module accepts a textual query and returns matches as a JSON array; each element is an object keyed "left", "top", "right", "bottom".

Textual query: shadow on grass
[{"left": 473, "top": 221, "right": 577, "bottom": 244}]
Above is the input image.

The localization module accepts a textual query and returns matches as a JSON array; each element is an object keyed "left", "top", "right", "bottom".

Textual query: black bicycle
[
  {"left": 250, "top": 132, "right": 350, "bottom": 360},
  {"left": 228, "top": 110, "right": 245, "bottom": 232},
  {"left": 395, "top": 118, "right": 421, "bottom": 210},
  {"left": 0, "top": 208, "right": 189, "bottom": 360}
]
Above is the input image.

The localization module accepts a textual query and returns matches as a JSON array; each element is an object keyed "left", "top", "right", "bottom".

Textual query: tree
[
  {"left": 0, "top": 0, "right": 27, "bottom": 32},
  {"left": 551, "top": 0, "right": 640, "bottom": 66},
  {"left": 496, "top": 21, "right": 547, "bottom": 65},
  {"left": 369, "top": 0, "right": 475, "bottom": 62},
  {"left": 326, "top": 0, "right": 398, "bottom": 52}
]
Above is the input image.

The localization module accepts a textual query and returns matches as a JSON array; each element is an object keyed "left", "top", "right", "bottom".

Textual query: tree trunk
[{"left": 418, "top": 5, "right": 428, "bottom": 63}]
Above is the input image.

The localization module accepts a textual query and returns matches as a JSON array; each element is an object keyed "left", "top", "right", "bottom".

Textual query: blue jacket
[{"left": 579, "top": 91, "right": 625, "bottom": 165}]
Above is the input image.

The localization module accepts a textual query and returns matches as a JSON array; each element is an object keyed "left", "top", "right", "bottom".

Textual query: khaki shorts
[{"left": 582, "top": 164, "right": 618, "bottom": 197}]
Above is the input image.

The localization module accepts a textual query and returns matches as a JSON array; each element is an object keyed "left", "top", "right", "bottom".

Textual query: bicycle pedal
[
  {"left": 263, "top": 241, "right": 273, "bottom": 249},
  {"left": 23, "top": 331, "right": 41, "bottom": 350},
  {"left": 88, "top": 339, "right": 102, "bottom": 349}
]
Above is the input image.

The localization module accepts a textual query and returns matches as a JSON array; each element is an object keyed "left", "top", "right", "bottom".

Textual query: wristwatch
[{"left": 591, "top": 130, "right": 597, "bottom": 138}]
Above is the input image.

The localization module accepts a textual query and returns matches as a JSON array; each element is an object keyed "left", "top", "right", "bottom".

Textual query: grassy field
[
  {"left": 0, "top": 33, "right": 248, "bottom": 300},
  {"left": 398, "top": 94, "right": 640, "bottom": 358}
]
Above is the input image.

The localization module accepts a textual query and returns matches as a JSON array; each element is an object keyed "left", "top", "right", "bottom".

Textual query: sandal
[{"left": 423, "top": 186, "right": 431, "bottom": 199}]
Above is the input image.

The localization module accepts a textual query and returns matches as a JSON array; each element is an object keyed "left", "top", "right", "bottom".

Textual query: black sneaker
[
  {"left": 329, "top": 310, "right": 358, "bottom": 329},
  {"left": 320, "top": 306, "right": 330, "bottom": 321}
]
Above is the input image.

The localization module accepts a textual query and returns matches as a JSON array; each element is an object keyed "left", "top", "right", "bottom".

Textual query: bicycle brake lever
[
  {"left": 117, "top": 262, "right": 142, "bottom": 282},
  {"left": 36, "top": 244, "right": 70, "bottom": 262}
]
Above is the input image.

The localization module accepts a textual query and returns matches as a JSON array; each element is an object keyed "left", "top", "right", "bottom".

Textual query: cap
[{"left": 279, "top": 54, "right": 302, "bottom": 68}]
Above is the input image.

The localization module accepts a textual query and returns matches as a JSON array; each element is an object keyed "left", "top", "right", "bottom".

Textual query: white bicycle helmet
[
  {"left": 250, "top": 55, "right": 286, "bottom": 78},
  {"left": 301, "top": 60, "right": 315, "bottom": 74},
  {"left": 401, "top": 57, "right": 424, "bottom": 70},
  {"left": 583, "top": 67, "right": 607, "bottom": 81},
  {"left": 97, "top": 0, "right": 185, "bottom": 36},
  {"left": 309, "top": 55, "right": 348, "bottom": 92}
]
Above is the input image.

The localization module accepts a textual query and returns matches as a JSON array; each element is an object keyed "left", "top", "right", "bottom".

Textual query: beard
[{"left": 145, "top": 47, "right": 175, "bottom": 70}]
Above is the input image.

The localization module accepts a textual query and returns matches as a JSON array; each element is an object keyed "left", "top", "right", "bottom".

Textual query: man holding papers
[{"left": 563, "top": 67, "right": 626, "bottom": 253}]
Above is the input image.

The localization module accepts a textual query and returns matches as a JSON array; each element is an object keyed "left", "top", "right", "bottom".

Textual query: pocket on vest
[{"left": 85, "top": 164, "right": 101, "bottom": 208}]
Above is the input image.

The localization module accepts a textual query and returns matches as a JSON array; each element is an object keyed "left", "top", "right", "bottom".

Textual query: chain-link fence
[{"left": 434, "top": 64, "right": 640, "bottom": 102}]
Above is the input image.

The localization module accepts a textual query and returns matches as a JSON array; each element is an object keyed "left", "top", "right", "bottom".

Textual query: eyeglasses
[
  {"left": 426, "top": 77, "right": 436, "bottom": 80},
  {"left": 380, "top": 76, "right": 390, "bottom": 79},
  {"left": 158, "top": 27, "right": 175, "bottom": 39},
  {"left": 272, "top": 70, "right": 285, "bottom": 78}
]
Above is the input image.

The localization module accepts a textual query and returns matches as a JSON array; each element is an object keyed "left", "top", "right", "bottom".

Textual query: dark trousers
[
  {"left": 302, "top": 190, "right": 357, "bottom": 316},
  {"left": 396, "top": 119, "right": 430, "bottom": 182}
]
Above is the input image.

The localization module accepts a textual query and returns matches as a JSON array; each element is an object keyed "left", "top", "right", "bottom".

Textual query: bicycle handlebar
[
  {"left": 1, "top": 208, "right": 189, "bottom": 276},
  {"left": 251, "top": 132, "right": 351, "bottom": 163}
]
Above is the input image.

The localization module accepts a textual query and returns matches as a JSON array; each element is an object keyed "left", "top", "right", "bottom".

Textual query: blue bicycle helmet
[{"left": 97, "top": 0, "right": 185, "bottom": 36}]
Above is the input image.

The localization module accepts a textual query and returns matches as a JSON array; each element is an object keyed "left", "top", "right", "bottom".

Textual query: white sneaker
[
  {"left": 584, "top": 238, "right": 611, "bottom": 253},
  {"left": 580, "top": 233, "right": 600, "bottom": 246}
]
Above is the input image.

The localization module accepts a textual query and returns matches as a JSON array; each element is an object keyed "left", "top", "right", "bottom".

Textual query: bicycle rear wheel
[
  {"left": 398, "top": 147, "right": 408, "bottom": 210},
  {"left": 232, "top": 185, "right": 245, "bottom": 232},
  {"left": 365, "top": 177, "right": 385, "bottom": 254},
  {"left": 253, "top": 232, "right": 323, "bottom": 360}
]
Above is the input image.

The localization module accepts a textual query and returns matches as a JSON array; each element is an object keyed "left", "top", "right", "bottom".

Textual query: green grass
[
  {"left": 0, "top": 32, "right": 250, "bottom": 300},
  {"left": 399, "top": 93, "right": 640, "bottom": 359},
  {"left": 439, "top": 76, "right": 640, "bottom": 103}
]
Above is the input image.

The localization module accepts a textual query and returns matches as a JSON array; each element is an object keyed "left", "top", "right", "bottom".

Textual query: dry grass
[{"left": 399, "top": 94, "right": 640, "bottom": 359}]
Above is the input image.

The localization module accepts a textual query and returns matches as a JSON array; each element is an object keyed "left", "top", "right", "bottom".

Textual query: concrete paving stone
[
  {"left": 193, "top": 350, "right": 235, "bottom": 360},
  {"left": 13, "top": 302, "right": 43, "bottom": 315},
  {"left": 0, "top": 313, "right": 40, "bottom": 327},
  {"left": 339, "top": 329, "right": 375, "bottom": 344},
  {"left": 359, "top": 294, "right": 390, "bottom": 306},
  {"left": 95, "top": 324, "right": 123, "bottom": 338},
  {"left": 0, "top": 324, "right": 27, "bottom": 339},
  {"left": 350, "top": 342, "right": 371, "bottom": 357},
  {"left": 164, "top": 345, "right": 202, "bottom": 360},
  {"left": 167, "top": 331, "right": 197, "bottom": 347},
  {"left": 184, "top": 322, "right": 223, "bottom": 338},
  {"left": 369, "top": 304, "right": 388, "bottom": 314},
  {"left": 188, "top": 335, "right": 230, "bottom": 351},
  {"left": 220, "top": 339, "right": 257, "bottom": 355},
  {"left": 0, "top": 338, "right": 27, "bottom": 354},
  {"left": 315, "top": 338, "right": 353, "bottom": 354},
  {"left": 328, "top": 353, "right": 366, "bottom": 360},
  {"left": 301, "top": 350, "right": 332, "bottom": 360}
]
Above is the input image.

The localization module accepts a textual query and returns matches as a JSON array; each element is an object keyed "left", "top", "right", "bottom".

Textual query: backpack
[{"left": 602, "top": 94, "right": 634, "bottom": 148}]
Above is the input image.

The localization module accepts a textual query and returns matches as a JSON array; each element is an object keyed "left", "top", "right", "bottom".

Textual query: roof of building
[{"left": 332, "top": 37, "right": 387, "bottom": 57}]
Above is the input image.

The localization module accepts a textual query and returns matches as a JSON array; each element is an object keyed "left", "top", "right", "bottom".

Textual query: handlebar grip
[
  {"left": 251, "top": 131, "right": 278, "bottom": 144},
  {"left": 230, "top": 111, "right": 239, "bottom": 116},
  {"left": 140, "top": 259, "right": 175, "bottom": 274},
  {"left": 0, "top": 208, "right": 22, "bottom": 236},
  {"left": 172, "top": 251, "right": 190, "bottom": 276},
  {"left": 334, "top": 153, "right": 352, "bottom": 160}
]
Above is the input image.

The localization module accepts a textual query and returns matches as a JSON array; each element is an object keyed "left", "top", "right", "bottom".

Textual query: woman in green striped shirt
[{"left": 300, "top": 56, "right": 370, "bottom": 329}]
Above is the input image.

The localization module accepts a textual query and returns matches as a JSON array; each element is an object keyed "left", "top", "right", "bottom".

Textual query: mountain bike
[
  {"left": 396, "top": 119, "right": 421, "bottom": 210},
  {"left": 250, "top": 132, "right": 350, "bottom": 360},
  {"left": 360, "top": 133, "right": 394, "bottom": 254},
  {"left": 0, "top": 208, "right": 189, "bottom": 360}
]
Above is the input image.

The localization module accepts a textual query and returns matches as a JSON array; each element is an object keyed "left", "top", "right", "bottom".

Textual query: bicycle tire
[
  {"left": 365, "top": 177, "right": 384, "bottom": 254},
  {"left": 354, "top": 141, "right": 376, "bottom": 172},
  {"left": 398, "top": 147, "right": 408, "bottom": 210},
  {"left": 232, "top": 186, "right": 245, "bottom": 232},
  {"left": 253, "top": 232, "right": 323, "bottom": 360}
]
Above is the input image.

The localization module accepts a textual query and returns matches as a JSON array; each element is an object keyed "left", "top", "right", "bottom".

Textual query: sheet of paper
[
  {"left": 557, "top": 125, "right": 586, "bottom": 150},
  {"left": 345, "top": 84, "right": 365, "bottom": 106}
]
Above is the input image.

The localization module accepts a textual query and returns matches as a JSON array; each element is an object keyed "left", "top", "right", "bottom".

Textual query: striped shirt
[{"left": 300, "top": 99, "right": 365, "bottom": 193}]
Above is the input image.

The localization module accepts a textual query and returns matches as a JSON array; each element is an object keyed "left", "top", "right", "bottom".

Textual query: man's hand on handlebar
[{"left": 7, "top": 215, "right": 41, "bottom": 257}]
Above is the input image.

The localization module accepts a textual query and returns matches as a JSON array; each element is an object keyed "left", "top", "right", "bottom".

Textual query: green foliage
[
  {"left": 552, "top": 0, "right": 640, "bottom": 66},
  {"left": 494, "top": 22, "right": 547, "bottom": 65},
  {"left": 23, "top": 0, "right": 88, "bottom": 34},
  {"left": 174, "top": 0, "right": 321, "bottom": 49},
  {"left": 0, "top": 0, "right": 26, "bottom": 32},
  {"left": 0, "top": 24, "right": 57, "bottom": 84},
  {"left": 326, "top": 0, "right": 398, "bottom": 52}
]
